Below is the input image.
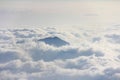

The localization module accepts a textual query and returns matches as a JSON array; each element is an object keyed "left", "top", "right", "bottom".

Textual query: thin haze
[{"left": 0, "top": 0, "right": 120, "bottom": 28}]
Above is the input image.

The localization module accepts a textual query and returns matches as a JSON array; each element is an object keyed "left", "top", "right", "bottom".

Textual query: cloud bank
[{"left": 0, "top": 26, "right": 120, "bottom": 80}]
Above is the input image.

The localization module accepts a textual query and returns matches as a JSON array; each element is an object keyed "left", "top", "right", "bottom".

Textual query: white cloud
[{"left": 0, "top": 26, "right": 120, "bottom": 80}]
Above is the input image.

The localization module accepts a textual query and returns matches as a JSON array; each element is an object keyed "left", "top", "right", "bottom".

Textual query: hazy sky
[{"left": 0, "top": 0, "right": 120, "bottom": 28}]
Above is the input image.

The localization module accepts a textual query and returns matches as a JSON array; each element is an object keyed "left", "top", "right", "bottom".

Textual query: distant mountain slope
[{"left": 38, "top": 36, "right": 69, "bottom": 47}]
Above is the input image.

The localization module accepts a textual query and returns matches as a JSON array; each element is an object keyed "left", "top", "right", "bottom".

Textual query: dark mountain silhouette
[{"left": 38, "top": 36, "right": 69, "bottom": 47}]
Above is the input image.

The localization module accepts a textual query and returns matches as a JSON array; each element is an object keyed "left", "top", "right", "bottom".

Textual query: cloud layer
[{"left": 0, "top": 26, "right": 120, "bottom": 80}]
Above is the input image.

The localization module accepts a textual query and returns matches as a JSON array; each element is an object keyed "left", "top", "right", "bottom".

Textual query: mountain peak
[{"left": 38, "top": 36, "right": 69, "bottom": 47}]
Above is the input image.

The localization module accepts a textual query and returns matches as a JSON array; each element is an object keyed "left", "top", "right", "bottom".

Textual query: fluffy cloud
[{"left": 0, "top": 26, "right": 120, "bottom": 80}]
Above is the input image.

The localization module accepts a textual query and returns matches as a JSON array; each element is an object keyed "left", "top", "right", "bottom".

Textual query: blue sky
[{"left": 0, "top": 0, "right": 120, "bottom": 28}]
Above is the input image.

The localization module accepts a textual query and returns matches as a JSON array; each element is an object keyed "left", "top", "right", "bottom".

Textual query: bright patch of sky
[{"left": 0, "top": 0, "right": 120, "bottom": 28}]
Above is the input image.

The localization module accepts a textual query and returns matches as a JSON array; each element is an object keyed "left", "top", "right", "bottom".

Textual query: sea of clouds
[{"left": 0, "top": 26, "right": 120, "bottom": 80}]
